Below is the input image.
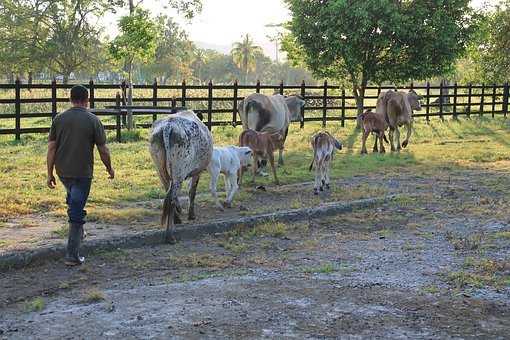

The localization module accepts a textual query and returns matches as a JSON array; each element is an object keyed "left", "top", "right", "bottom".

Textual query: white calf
[
  {"left": 208, "top": 146, "right": 252, "bottom": 209},
  {"left": 309, "top": 132, "right": 342, "bottom": 195}
]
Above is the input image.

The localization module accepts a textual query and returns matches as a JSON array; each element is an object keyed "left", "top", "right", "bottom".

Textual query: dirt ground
[{"left": 0, "top": 162, "right": 509, "bottom": 339}]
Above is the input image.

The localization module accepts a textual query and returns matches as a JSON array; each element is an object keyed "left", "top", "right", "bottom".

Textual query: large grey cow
[
  {"left": 149, "top": 110, "right": 213, "bottom": 243},
  {"left": 375, "top": 90, "right": 422, "bottom": 151},
  {"left": 238, "top": 93, "right": 304, "bottom": 165}
]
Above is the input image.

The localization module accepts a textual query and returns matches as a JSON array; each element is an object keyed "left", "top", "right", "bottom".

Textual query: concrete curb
[{"left": 0, "top": 195, "right": 398, "bottom": 271}]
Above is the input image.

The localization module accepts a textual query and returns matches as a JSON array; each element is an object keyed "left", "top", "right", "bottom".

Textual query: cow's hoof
[
  {"left": 174, "top": 215, "right": 182, "bottom": 225},
  {"left": 402, "top": 141, "right": 408, "bottom": 148},
  {"left": 216, "top": 205, "right": 225, "bottom": 212},
  {"left": 361, "top": 150, "right": 368, "bottom": 155},
  {"left": 222, "top": 201, "right": 232, "bottom": 209},
  {"left": 188, "top": 213, "right": 196, "bottom": 221},
  {"left": 165, "top": 233, "right": 177, "bottom": 244},
  {"left": 380, "top": 149, "right": 386, "bottom": 154}
]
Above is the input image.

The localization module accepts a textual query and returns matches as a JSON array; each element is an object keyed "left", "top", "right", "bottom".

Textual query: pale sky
[{"left": 105, "top": 0, "right": 496, "bottom": 60}]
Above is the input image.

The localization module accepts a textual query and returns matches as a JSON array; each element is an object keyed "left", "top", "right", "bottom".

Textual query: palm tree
[
  {"left": 231, "top": 34, "right": 263, "bottom": 84},
  {"left": 192, "top": 49, "right": 208, "bottom": 84}
]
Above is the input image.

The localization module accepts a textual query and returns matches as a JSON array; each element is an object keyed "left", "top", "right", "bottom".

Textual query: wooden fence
[{"left": 0, "top": 80, "right": 508, "bottom": 141}]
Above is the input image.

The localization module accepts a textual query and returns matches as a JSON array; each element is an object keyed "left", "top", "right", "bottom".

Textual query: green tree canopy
[
  {"left": 284, "top": 0, "right": 476, "bottom": 112},
  {"left": 0, "top": 0, "right": 113, "bottom": 83},
  {"left": 456, "top": 1, "right": 510, "bottom": 83}
]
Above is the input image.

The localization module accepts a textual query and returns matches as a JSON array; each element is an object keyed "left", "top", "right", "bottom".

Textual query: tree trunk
[
  {"left": 353, "top": 82, "right": 366, "bottom": 129},
  {"left": 63, "top": 73, "right": 69, "bottom": 84},
  {"left": 8, "top": 72, "right": 14, "bottom": 84},
  {"left": 28, "top": 72, "right": 33, "bottom": 92}
]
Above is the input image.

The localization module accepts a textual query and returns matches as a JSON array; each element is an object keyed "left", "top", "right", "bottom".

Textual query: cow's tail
[{"left": 245, "top": 100, "right": 261, "bottom": 116}]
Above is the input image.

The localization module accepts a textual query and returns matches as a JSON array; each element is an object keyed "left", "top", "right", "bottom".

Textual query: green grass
[
  {"left": 82, "top": 289, "right": 106, "bottom": 303},
  {"left": 0, "top": 117, "right": 509, "bottom": 223},
  {"left": 302, "top": 263, "right": 339, "bottom": 274},
  {"left": 24, "top": 297, "right": 45, "bottom": 312},
  {"left": 445, "top": 257, "right": 510, "bottom": 290}
]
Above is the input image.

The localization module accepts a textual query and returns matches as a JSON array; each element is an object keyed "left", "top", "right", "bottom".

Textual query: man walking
[{"left": 47, "top": 85, "right": 114, "bottom": 266}]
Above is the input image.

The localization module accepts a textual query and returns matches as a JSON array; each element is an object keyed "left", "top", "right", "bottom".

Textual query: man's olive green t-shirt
[{"left": 49, "top": 107, "right": 106, "bottom": 178}]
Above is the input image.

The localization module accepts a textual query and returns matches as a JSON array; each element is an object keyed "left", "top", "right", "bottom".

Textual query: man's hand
[
  {"left": 107, "top": 167, "right": 115, "bottom": 180},
  {"left": 97, "top": 144, "right": 114, "bottom": 180},
  {"left": 47, "top": 174, "right": 56, "bottom": 189}
]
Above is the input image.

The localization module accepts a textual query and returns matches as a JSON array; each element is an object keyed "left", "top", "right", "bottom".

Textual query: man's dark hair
[{"left": 70, "top": 85, "right": 89, "bottom": 103}]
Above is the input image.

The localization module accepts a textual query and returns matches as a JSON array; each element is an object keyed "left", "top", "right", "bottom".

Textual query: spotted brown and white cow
[{"left": 149, "top": 110, "right": 213, "bottom": 243}]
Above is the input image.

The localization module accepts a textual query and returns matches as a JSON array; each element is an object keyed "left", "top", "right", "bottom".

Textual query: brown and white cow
[
  {"left": 238, "top": 93, "right": 304, "bottom": 165},
  {"left": 358, "top": 109, "right": 389, "bottom": 154},
  {"left": 375, "top": 90, "right": 422, "bottom": 151},
  {"left": 239, "top": 129, "right": 283, "bottom": 186},
  {"left": 309, "top": 132, "right": 342, "bottom": 195}
]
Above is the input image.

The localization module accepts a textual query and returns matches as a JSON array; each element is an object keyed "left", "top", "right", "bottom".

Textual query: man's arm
[
  {"left": 97, "top": 144, "right": 115, "bottom": 179},
  {"left": 47, "top": 140, "right": 57, "bottom": 189}
]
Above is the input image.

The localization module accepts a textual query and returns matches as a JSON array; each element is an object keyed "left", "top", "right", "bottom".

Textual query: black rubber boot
[{"left": 65, "top": 223, "right": 85, "bottom": 266}]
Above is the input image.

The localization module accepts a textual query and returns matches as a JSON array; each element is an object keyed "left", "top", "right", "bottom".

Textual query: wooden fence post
[
  {"left": 425, "top": 81, "right": 430, "bottom": 123},
  {"left": 256, "top": 80, "right": 261, "bottom": 94},
  {"left": 171, "top": 97, "right": 176, "bottom": 110},
  {"left": 89, "top": 79, "right": 95, "bottom": 109},
  {"left": 503, "top": 81, "right": 509, "bottom": 118},
  {"left": 152, "top": 79, "right": 158, "bottom": 122},
  {"left": 453, "top": 82, "right": 458, "bottom": 120},
  {"left": 233, "top": 79, "right": 239, "bottom": 127},
  {"left": 115, "top": 92, "right": 122, "bottom": 143},
  {"left": 279, "top": 80, "right": 284, "bottom": 95},
  {"left": 300, "top": 80, "right": 305, "bottom": 129},
  {"left": 51, "top": 78, "right": 57, "bottom": 120},
  {"left": 121, "top": 80, "right": 127, "bottom": 126},
  {"left": 341, "top": 88, "right": 346, "bottom": 127},
  {"left": 480, "top": 83, "right": 485, "bottom": 117},
  {"left": 207, "top": 80, "right": 213, "bottom": 130},
  {"left": 322, "top": 80, "right": 328, "bottom": 127},
  {"left": 467, "top": 83, "right": 472, "bottom": 118},
  {"left": 181, "top": 80, "right": 187, "bottom": 108},
  {"left": 14, "top": 77, "right": 21, "bottom": 140},
  {"left": 439, "top": 80, "right": 444, "bottom": 121},
  {"left": 492, "top": 83, "right": 496, "bottom": 118}
]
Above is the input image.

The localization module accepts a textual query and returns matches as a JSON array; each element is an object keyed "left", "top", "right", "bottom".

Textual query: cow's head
[
  {"left": 237, "top": 146, "right": 253, "bottom": 167},
  {"left": 285, "top": 95, "right": 305, "bottom": 122},
  {"left": 407, "top": 89, "right": 423, "bottom": 111}
]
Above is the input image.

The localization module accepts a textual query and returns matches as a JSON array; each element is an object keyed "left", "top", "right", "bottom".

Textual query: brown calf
[
  {"left": 358, "top": 109, "right": 388, "bottom": 154},
  {"left": 239, "top": 129, "right": 282, "bottom": 185},
  {"left": 309, "top": 132, "right": 342, "bottom": 195}
]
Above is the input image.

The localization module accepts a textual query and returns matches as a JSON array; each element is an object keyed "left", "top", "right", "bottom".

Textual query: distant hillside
[{"left": 195, "top": 41, "right": 232, "bottom": 55}]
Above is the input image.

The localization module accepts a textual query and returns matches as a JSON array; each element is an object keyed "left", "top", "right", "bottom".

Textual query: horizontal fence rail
[{"left": 0, "top": 80, "right": 508, "bottom": 141}]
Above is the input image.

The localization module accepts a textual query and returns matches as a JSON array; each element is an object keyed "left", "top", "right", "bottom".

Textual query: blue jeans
[{"left": 59, "top": 177, "right": 92, "bottom": 225}]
